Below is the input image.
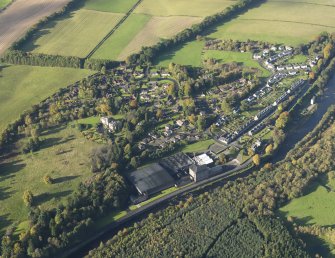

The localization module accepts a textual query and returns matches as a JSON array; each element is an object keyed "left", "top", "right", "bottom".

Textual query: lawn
[
  {"left": 0, "top": 0, "right": 11, "bottom": 9},
  {"left": 21, "top": 9, "right": 123, "bottom": 58},
  {"left": 0, "top": 125, "right": 98, "bottom": 232},
  {"left": 155, "top": 40, "right": 205, "bottom": 67},
  {"left": 182, "top": 139, "right": 215, "bottom": 153},
  {"left": 83, "top": 0, "right": 138, "bottom": 13},
  {"left": 134, "top": 0, "right": 236, "bottom": 17},
  {"left": 118, "top": 16, "right": 203, "bottom": 60},
  {"left": 202, "top": 50, "right": 271, "bottom": 77},
  {"left": 287, "top": 54, "right": 308, "bottom": 64},
  {"left": 92, "top": 14, "right": 151, "bottom": 60},
  {"left": 0, "top": 64, "right": 94, "bottom": 133}
]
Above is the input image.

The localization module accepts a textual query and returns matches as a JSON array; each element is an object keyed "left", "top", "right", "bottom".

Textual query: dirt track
[{"left": 0, "top": 0, "right": 70, "bottom": 55}]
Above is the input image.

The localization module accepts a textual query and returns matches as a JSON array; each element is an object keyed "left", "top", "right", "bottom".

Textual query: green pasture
[
  {"left": 92, "top": 14, "right": 150, "bottom": 60},
  {"left": 0, "top": 0, "right": 11, "bottom": 9},
  {"left": 134, "top": 0, "right": 235, "bottom": 17},
  {"left": 0, "top": 64, "right": 93, "bottom": 133},
  {"left": 280, "top": 173, "right": 335, "bottom": 226},
  {"left": 155, "top": 41, "right": 205, "bottom": 67},
  {"left": 0, "top": 126, "right": 98, "bottom": 232},
  {"left": 21, "top": 9, "right": 123, "bottom": 58},
  {"left": 287, "top": 54, "right": 308, "bottom": 64},
  {"left": 84, "top": 0, "right": 138, "bottom": 13}
]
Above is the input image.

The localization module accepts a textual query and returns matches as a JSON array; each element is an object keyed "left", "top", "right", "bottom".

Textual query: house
[
  {"left": 253, "top": 53, "right": 262, "bottom": 60},
  {"left": 100, "top": 117, "right": 122, "bottom": 132},
  {"left": 176, "top": 120, "right": 184, "bottom": 127},
  {"left": 251, "top": 140, "right": 262, "bottom": 152},
  {"left": 277, "top": 66, "right": 285, "bottom": 71},
  {"left": 161, "top": 72, "right": 171, "bottom": 78}
]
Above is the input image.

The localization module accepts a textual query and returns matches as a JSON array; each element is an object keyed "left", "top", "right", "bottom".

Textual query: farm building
[
  {"left": 126, "top": 163, "right": 175, "bottom": 196},
  {"left": 189, "top": 164, "right": 209, "bottom": 182},
  {"left": 160, "top": 152, "right": 194, "bottom": 177},
  {"left": 193, "top": 153, "right": 214, "bottom": 166}
]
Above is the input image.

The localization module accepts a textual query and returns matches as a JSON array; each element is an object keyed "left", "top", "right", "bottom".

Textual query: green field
[
  {"left": 280, "top": 174, "right": 335, "bottom": 226},
  {"left": 21, "top": 9, "right": 123, "bottom": 58},
  {"left": 84, "top": 0, "right": 138, "bottom": 13},
  {"left": 155, "top": 41, "right": 205, "bottom": 67},
  {"left": 0, "top": 64, "right": 94, "bottom": 133},
  {"left": 287, "top": 54, "right": 309, "bottom": 64},
  {"left": 0, "top": 0, "right": 11, "bottom": 9},
  {"left": 0, "top": 126, "right": 98, "bottom": 231},
  {"left": 182, "top": 139, "right": 215, "bottom": 153},
  {"left": 208, "top": 0, "right": 335, "bottom": 46},
  {"left": 92, "top": 14, "right": 151, "bottom": 60},
  {"left": 134, "top": 0, "right": 236, "bottom": 17},
  {"left": 279, "top": 173, "right": 335, "bottom": 256}
]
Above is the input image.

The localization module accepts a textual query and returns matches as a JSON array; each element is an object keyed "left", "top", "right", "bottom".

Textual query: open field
[
  {"left": 118, "top": 16, "right": 203, "bottom": 60},
  {"left": 0, "top": 125, "right": 98, "bottom": 231},
  {"left": 92, "top": 14, "right": 151, "bottom": 60},
  {"left": 134, "top": 0, "right": 237, "bottom": 17},
  {"left": 0, "top": 64, "right": 94, "bottom": 133},
  {"left": 280, "top": 174, "right": 335, "bottom": 226},
  {"left": 83, "top": 0, "right": 138, "bottom": 13},
  {"left": 21, "top": 9, "right": 123, "bottom": 58},
  {"left": 155, "top": 41, "right": 205, "bottom": 67},
  {"left": 279, "top": 173, "right": 335, "bottom": 256},
  {"left": 0, "top": 0, "right": 71, "bottom": 55},
  {"left": 208, "top": 0, "right": 335, "bottom": 45},
  {"left": 0, "top": 0, "right": 11, "bottom": 9}
]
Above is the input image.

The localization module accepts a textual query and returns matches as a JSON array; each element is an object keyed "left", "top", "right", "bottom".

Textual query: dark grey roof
[{"left": 127, "top": 163, "right": 175, "bottom": 195}]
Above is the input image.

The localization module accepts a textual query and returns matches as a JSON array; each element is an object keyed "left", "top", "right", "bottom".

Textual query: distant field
[
  {"left": 118, "top": 16, "right": 203, "bottom": 60},
  {"left": 92, "top": 14, "right": 151, "bottom": 60},
  {"left": 21, "top": 9, "right": 123, "bottom": 57},
  {"left": 280, "top": 174, "right": 335, "bottom": 226},
  {"left": 182, "top": 139, "right": 215, "bottom": 153},
  {"left": 279, "top": 173, "right": 335, "bottom": 256},
  {"left": 0, "top": 64, "right": 94, "bottom": 133},
  {"left": 208, "top": 0, "right": 335, "bottom": 45},
  {"left": 0, "top": 0, "right": 11, "bottom": 9},
  {"left": 134, "top": 0, "right": 236, "bottom": 17},
  {"left": 0, "top": 126, "right": 97, "bottom": 231},
  {"left": 83, "top": 0, "right": 138, "bottom": 13}
]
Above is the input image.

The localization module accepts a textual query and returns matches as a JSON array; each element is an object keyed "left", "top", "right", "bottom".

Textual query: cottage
[
  {"left": 100, "top": 117, "right": 122, "bottom": 132},
  {"left": 176, "top": 120, "right": 184, "bottom": 127}
]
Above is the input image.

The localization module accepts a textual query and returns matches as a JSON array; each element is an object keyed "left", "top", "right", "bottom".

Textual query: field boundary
[
  {"left": 240, "top": 18, "right": 335, "bottom": 29},
  {"left": 85, "top": 0, "right": 144, "bottom": 59}
]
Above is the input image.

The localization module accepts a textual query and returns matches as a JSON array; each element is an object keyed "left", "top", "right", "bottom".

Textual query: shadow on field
[
  {"left": 34, "top": 190, "right": 72, "bottom": 206},
  {"left": 0, "top": 160, "right": 26, "bottom": 181},
  {"left": 0, "top": 214, "right": 12, "bottom": 232},
  {"left": 53, "top": 175, "right": 79, "bottom": 184},
  {"left": 41, "top": 135, "right": 76, "bottom": 150},
  {"left": 0, "top": 186, "right": 15, "bottom": 201}
]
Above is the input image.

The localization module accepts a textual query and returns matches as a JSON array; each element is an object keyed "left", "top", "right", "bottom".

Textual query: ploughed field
[{"left": 0, "top": 0, "right": 71, "bottom": 55}]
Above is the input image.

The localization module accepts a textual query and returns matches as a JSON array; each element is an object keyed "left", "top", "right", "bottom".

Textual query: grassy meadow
[
  {"left": 0, "top": 0, "right": 11, "bottom": 9},
  {"left": 92, "top": 14, "right": 151, "bottom": 60},
  {"left": 134, "top": 0, "right": 236, "bottom": 17},
  {"left": 0, "top": 64, "right": 94, "bottom": 133},
  {"left": 0, "top": 125, "right": 98, "bottom": 232},
  {"left": 21, "top": 9, "right": 123, "bottom": 58},
  {"left": 83, "top": 0, "right": 138, "bottom": 13},
  {"left": 279, "top": 172, "right": 335, "bottom": 256}
]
